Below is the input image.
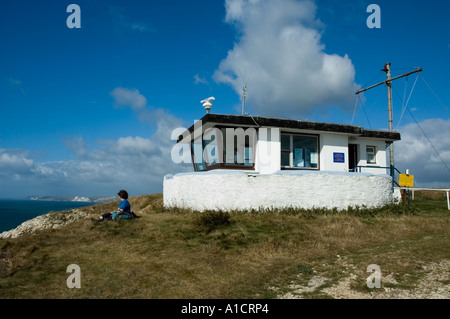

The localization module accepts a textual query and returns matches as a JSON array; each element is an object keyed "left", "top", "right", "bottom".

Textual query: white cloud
[
  {"left": 396, "top": 118, "right": 450, "bottom": 186},
  {"left": 0, "top": 148, "right": 35, "bottom": 175},
  {"left": 0, "top": 84, "right": 193, "bottom": 198},
  {"left": 111, "top": 87, "right": 147, "bottom": 110},
  {"left": 0, "top": 104, "right": 191, "bottom": 198},
  {"left": 194, "top": 74, "right": 209, "bottom": 85},
  {"left": 214, "top": 0, "right": 358, "bottom": 117},
  {"left": 63, "top": 136, "right": 88, "bottom": 159}
]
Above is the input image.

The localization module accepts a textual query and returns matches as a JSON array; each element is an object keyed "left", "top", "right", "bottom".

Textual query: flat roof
[{"left": 181, "top": 113, "right": 401, "bottom": 141}]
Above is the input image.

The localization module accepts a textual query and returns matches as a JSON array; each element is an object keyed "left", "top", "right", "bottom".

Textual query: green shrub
[{"left": 194, "top": 210, "right": 231, "bottom": 232}]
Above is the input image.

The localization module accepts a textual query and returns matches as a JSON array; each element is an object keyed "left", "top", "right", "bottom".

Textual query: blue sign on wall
[{"left": 333, "top": 152, "right": 345, "bottom": 163}]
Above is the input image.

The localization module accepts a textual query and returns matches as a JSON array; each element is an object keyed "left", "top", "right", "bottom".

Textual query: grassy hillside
[{"left": 0, "top": 192, "right": 449, "bottom": 299}]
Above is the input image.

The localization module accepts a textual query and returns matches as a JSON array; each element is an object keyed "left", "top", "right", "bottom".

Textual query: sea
[{"left": 0, "top": 200, "right": 95, "bottom": 233}]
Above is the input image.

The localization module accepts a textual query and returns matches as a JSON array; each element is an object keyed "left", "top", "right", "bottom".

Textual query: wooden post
[{"left": 385, "top": 63, "right": 395, "bottom": 170}]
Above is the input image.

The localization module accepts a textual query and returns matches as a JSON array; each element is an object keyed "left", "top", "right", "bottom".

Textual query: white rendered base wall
[{"left": 163, "top": 170, "right": 394, "bottom": 211}]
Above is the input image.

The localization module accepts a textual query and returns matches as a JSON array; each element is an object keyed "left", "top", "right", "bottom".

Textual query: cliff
[{"left": 0, "top": 208, "right": 89, "bottom": 239}]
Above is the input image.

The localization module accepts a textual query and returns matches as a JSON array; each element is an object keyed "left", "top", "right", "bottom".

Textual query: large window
[
  {"left": 191, "top": 127, "right": 256, "bottom": 171},
  {"left": 192, "top": 139, "right": 207, "bottom": 171},
  {"left": 221, "top": 127, "right": 255, "bottom": 167},
  {"left": 281, "top": 133, "right": 319, "bottom": 169},
  {"left": 191, "top": 135, "right": 221, "bottom": 171}
]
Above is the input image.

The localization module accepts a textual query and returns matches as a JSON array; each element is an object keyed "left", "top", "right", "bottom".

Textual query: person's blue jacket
[{"left": 118, "top": 199, "right": 131, "bottom": 213}]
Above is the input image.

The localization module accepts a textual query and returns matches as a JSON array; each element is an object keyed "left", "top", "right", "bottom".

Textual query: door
[{"left": 348, "top": 144, "right": 358, "bottom": 172}]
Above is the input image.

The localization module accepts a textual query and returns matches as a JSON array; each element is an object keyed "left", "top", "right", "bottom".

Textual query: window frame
[
  {"left": 366, "top": 145, "right": 377, "bottom": 164},
  {"left": 280, "top": 132, "right": 320, "bottom": 170},
  {"left": 190, "top": 126, "right": 256, "bottom": 172}
]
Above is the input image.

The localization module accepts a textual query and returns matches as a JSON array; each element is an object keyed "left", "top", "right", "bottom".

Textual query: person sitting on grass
[{"left": 96, "top": 190, "right": 132, "bottom": 221}]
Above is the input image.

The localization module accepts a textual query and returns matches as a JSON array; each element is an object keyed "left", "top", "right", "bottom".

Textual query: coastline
[
  {"left": 0, "top": 200, "right": 96, "bottom": 236},
  {"left": 0, "top": 206, "right": 90, "bottom": 239},
  {"left": 0, "top": 197, "right": 116, "bottom": 234}
]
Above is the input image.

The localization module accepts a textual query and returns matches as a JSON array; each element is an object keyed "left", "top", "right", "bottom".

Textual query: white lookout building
[{"left": 164, "top": 113, "right": 401, "bottom": 211}]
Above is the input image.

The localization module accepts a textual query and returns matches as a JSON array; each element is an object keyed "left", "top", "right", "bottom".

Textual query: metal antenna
[
  {"left": 238, "top": 67, "right": 252, "bottom": 116},
  {"left": 241, "top": 86, "right": 247, "bottom": 115},
  {"left": 355, "top": 63, "right": 423, "bottom": 173}
]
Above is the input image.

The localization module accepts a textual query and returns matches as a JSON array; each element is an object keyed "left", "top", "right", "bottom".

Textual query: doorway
[{"left": 348, "top": 144, "right": 358, "bottom": 171}]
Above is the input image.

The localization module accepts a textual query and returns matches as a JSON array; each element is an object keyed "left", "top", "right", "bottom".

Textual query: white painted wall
[
  {"left": 163, "top": 170, "right": 393, "bottom": 212},
  {"left": 352, "top": 138, "right": 389, "bottom": 175},
  {"left": 319, "top": 133, "right": 349, "bottom": 172},
  {"left": 252, "top": 129, "right": 389, "bottom": 175},
  {"left": 255, "top": 127, "right": 280, "bottom": 174}
]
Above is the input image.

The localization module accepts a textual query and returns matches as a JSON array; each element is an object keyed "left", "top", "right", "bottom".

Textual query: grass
[{"left": 0, "top": 192, "right": 449, "bottom": 299}]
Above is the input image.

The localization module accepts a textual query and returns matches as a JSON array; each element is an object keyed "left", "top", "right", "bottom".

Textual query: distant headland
[{"left": 26, "top": 195, "right": 116, "bottom": 203}]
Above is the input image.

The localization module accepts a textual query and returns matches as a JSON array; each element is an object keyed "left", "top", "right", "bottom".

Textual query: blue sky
[{"left": 1, "top": 0, "right": 449, "bottom": 198}]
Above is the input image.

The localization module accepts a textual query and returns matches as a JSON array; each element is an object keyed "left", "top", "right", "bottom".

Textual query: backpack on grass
[{"left": 112, "top": 211, "right": 139, "bottom": 220}]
